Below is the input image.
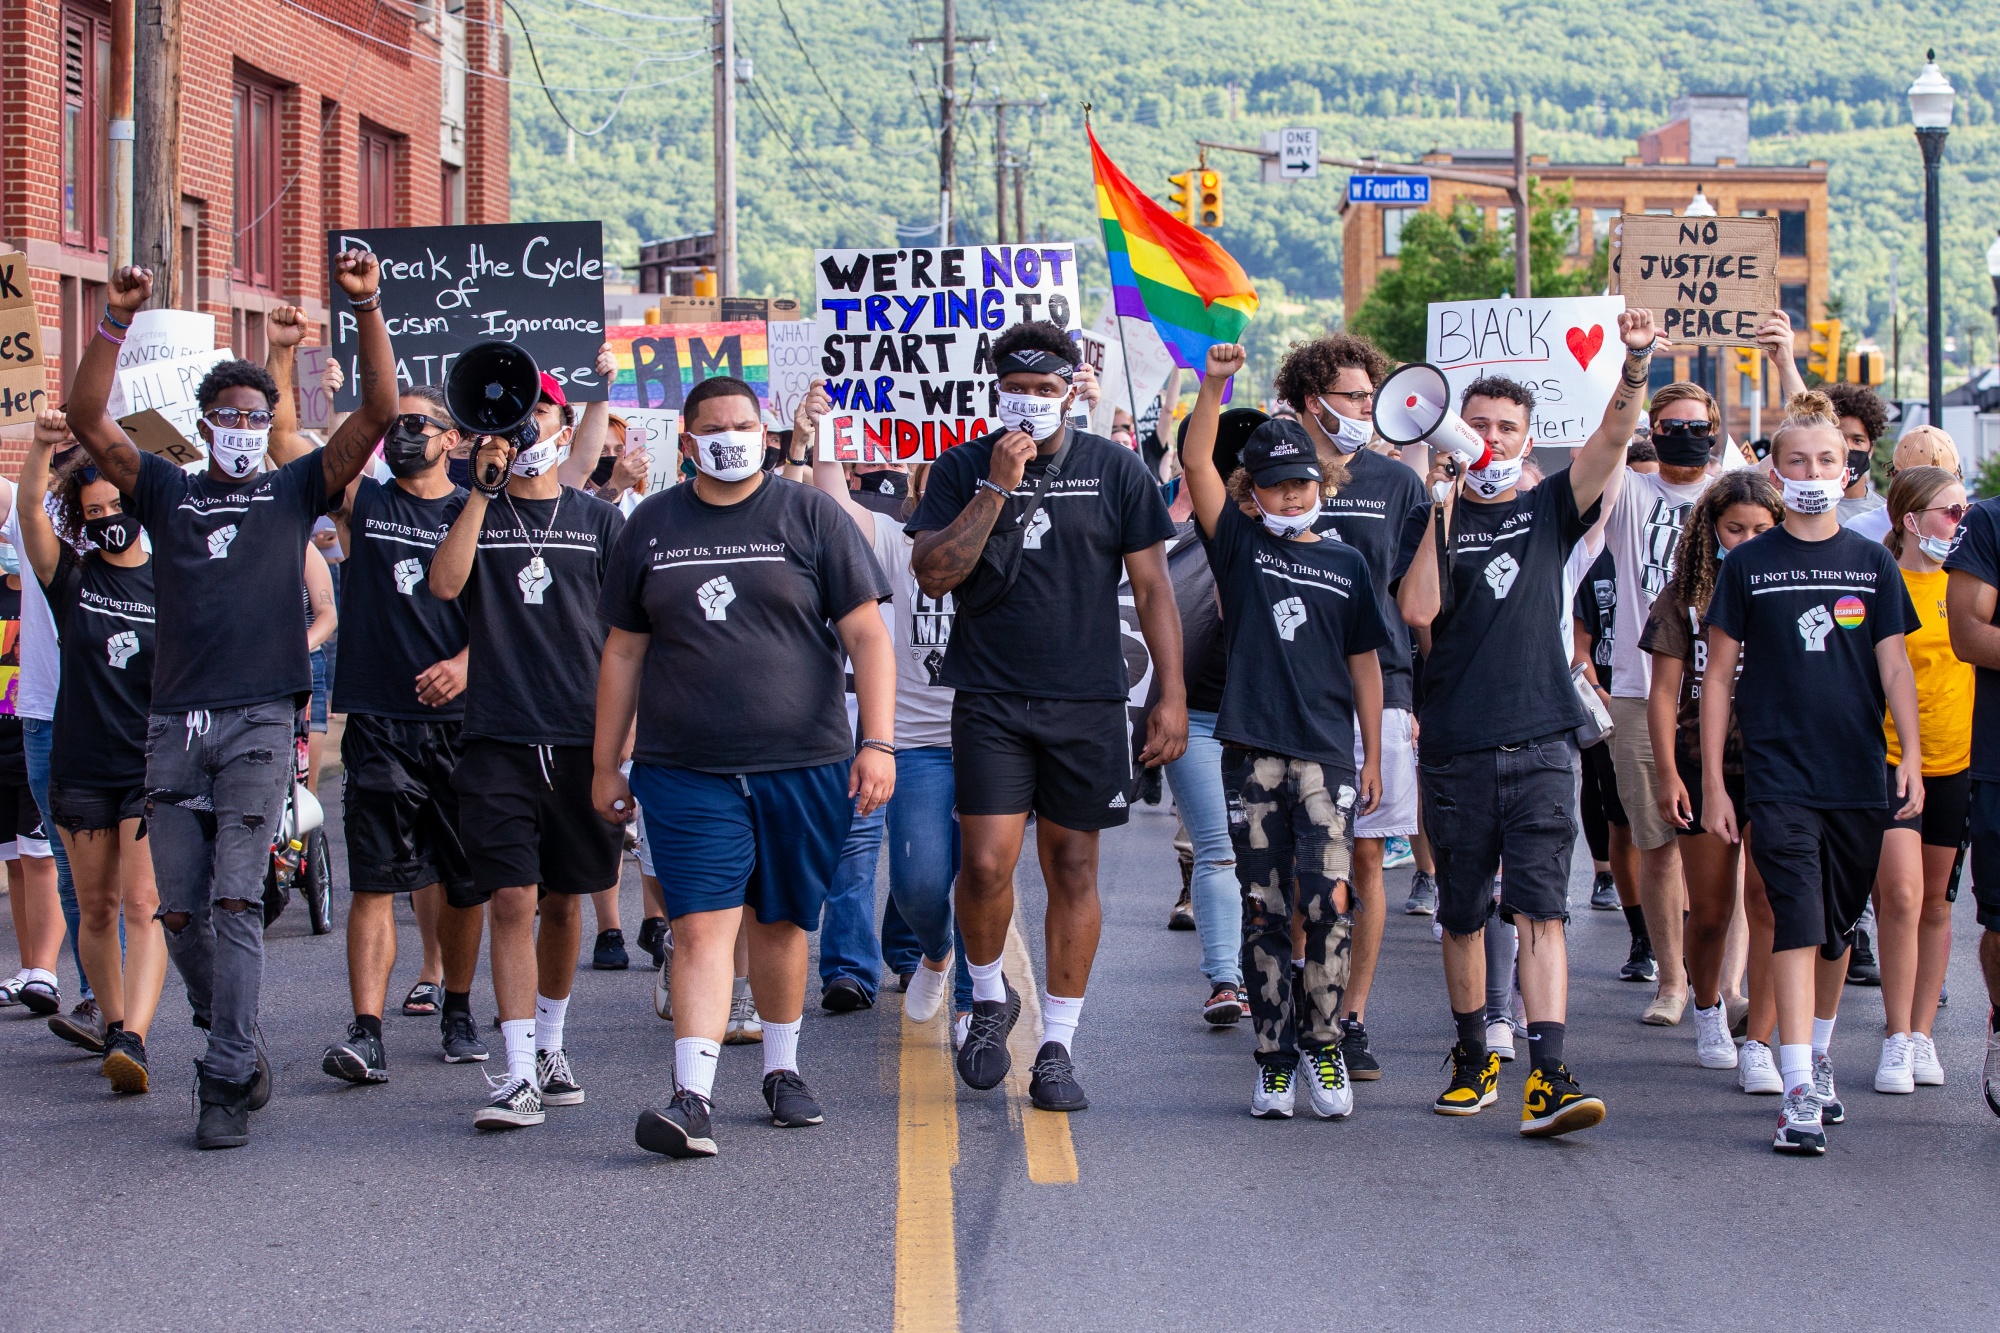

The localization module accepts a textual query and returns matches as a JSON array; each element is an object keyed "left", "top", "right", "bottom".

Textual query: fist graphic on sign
[
  {"left": 1483, "top": 552, "right": 1520, "bottom": 599},
  {"left": 106, "top": 630, "right": 139, "bottom": 669},
  {"left": 393, "top": 557, "right": 424, "bottom": 595},
  {"left": 1271, "top": 596, "right": 1307, "bottom": 642},
  {"left": 1797, "top": 604, "right": 1834, "bottom": 652},
  {"left": 697, "top": 575, "right": 737, "bottom": 621}
]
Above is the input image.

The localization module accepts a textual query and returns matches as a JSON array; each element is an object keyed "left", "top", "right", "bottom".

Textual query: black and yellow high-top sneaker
[
  {"left": 1433, "top": 1040, "right": 1500, "bottom": 1115},
  {"left": 1520, "top": 1062, "right": 1606, "bottom": 1137}
]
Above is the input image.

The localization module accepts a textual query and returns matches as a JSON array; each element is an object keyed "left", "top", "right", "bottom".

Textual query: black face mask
[
  {"left": 858, "top": 469, "right": 908, "bottom": 499},
  {"left": 382, "top": 424, "right": 441, "bottom": 479},
  {"left": 590, "top": 453, "right": 617, "bottom": 487},
  {"left": 83, "top": 513, "right": 139, "bottom": 554},
  {"left": 1847, "top": 449, "right": 1873, "bottom": 487},
  {"left": 1650, "top": 421, "right": 1714, "bottom": 468},
  {"left": 447, "top": 455, "right": 474, "bottom": 489}
]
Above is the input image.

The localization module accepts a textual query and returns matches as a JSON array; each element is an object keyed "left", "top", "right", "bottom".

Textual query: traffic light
[
  {"left": 1805, "top": 318, "right": 1842, "bottom": 384},
  {"left": 1197, "top": 169, "right": 1223, "bottom": 227},
  {"left": 1847, "top": 342, "right": 1886, "bottom": 387},
  {"left": 1731, "top": 345, "right": 1763, "bottom": 393},
  {"left": 1166, "top": 171, "right": 1195, "bottom": 224}
]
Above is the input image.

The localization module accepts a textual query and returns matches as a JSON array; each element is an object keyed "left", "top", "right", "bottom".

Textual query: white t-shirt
[
  {"left": 868, "top": 512, "right": 954, "bottom": 748},
  {"left": 1, "top": 503, "right": 60, "bottom": 721},
  {"left": 1562, "top": 527, "right": 1607, "bottom": 669},
  {"left": 1606, "top": 469, "right": 1709, "bottom": 699},
  {"left": 1844, "top": 504, "right": 1893, "bottom": 546}
]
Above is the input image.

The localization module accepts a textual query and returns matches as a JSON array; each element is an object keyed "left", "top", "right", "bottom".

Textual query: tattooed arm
[
  {"left": 321, "top": 249, "right": 396, "bottom": 495},
  {"left": 1571, "top": 305, "right": 1665, "bottom": 513},
  {"left": 909, "top": 432, "right": 1035, "bottom": 599}
]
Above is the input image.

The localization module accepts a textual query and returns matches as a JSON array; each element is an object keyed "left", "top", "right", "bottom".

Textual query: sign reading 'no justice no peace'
[
  {"left": 812, "top": 245, "right": 1081, "bottom": 462},
  {"left": 1618, "top": 215, "right": 1779, "bottom": 348},
  {"left": 327, "top": 221, "right": 608, "bottom": 411}
]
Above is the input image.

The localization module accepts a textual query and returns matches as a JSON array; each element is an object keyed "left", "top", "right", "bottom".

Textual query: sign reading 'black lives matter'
[
  {"left": 327, "top": 221, "right": 608, "bottom": 409},
  {"left": 812, "top": 245, "right": 1081, "bottom": 462}
]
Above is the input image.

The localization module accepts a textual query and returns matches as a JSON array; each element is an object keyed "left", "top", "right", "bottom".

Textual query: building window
[
  {"left": 1589, "top": 207, "right": 1620, "bottom": 255},
  {"left": 359, "top": 125, "right": 400, "bottom": 228},
  {"left": 61, "top": 6, "right": 111, "bottom": 252},
  {"left": 440, "top": 164, "right": 463, "bottom": 226},
  {"left": 1779, "top": 283, "right": 1809, "bottom": 331},
  {"left": 1558, "top": 208, "right": 1581, "bottom": 256},
  {"left": 1382, "top": 208, "right": 1414, "bottom": 257},
  {"left": 1778, "top": 210, "right": 1808, "bottom": 257},
  {"left": 233, "top": 76, "right": 282, "bottom": 290}
]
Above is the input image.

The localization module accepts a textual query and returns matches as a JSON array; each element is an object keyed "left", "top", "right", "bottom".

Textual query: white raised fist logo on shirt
[
  {"left": 517, "top": 561, "right": 553, "bottom": 604},
  {"left": 697, "top": 575, "right": 737, "bottom": 621},
  {"left": 393, "top": 557, "right": 424, "bottom": 595},
  {"left": 1022, "top": 508, "right": 1052, "bottom": 550},
  {"left": 1271, "top": 595, "right": 1307, "bottom": 642},
  {"left": 105, "top": 630, "right": 139, "bottom": 669},
  {"left": 207, "top": 524, "right": 239, "bottom": 560},
  {"left": 1483, "top": 552, "right": 1520, "bottom": 599},
  {"left": 1797, "top": 603, "right": 1834, "bottom": 652}
]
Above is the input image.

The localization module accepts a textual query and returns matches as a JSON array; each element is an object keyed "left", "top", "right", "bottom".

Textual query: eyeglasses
[
  {"left": 1320, "top": 390, "right": 1375, "bottom": 407},
  {"left": 1653, "top": 419, "right": 1715, "bottom": 440},
  {"left": 204, "top": 408, "right": 274, "bottom": 430},
  {"left": 1919, "top": 503, "right": 1968, "bottom": 523},
  {"left": 394, "top": 413, "right": 452, "bottom": 435}
]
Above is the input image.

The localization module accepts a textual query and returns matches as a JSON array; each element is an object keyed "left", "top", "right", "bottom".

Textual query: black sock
[
  {"left": 1623, "top": 904, "right": 1651, "bottom": 947},
  {"left": 1453, "top": 1007, "right": 1485, "bottom": 1053},
  {"left": 1528, "top": 1021, "right": 1566, "bottom": 1073},
  {"left": 444, "top": 989, "right": 472, "bottom": 1016},
  {"left": 105, "top": 1019, "right": 124, "bottom": 1034},
  {"left": 1345, "top": 1011, "right": 1362, "bottom": 1031},
  {"left": 1991, "top": 1004, "right": 2000, "bottom": 1035},
  {"left": 355, "top": 1013, "right": 383, "bottom": 1041}
]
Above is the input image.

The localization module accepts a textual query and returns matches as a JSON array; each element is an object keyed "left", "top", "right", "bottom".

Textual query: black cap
[{"left": 1240, "top": 419, "right": 1322, "bottom": 485}]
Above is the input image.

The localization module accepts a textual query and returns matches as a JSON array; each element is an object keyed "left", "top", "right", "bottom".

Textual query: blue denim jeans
[
  {"left": 1162, "top": 710, "right": 1240, "bottom": 987},
  {"left": 885, "top": 747, "right": 972, "bottom": 1012},
  {"left": 819, "top": 800, "right": 886, "bottom": 1000},
  {"left": 23, "top": 717, "right": 88, "bottom": 999}
]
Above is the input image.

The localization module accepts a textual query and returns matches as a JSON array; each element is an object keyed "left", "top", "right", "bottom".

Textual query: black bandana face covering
[
  {"left": 994, "top": 348, "right": 1076, "bottom": 381},
  {"left": 1652, "top": 419, "right": 1714, "bottom": 468}
]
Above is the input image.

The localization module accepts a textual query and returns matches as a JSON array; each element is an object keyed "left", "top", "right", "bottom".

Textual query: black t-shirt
[
  {"left": 1392, "top": 470, "right": 1597, "bottom": 756},
  {"left": 1209, "top": 504, "right": 1389, "bottom": 772},
  {"left": 457, "top": 486, "right": 625, "bottom": 747},
  {"left": 127, "top": 449, "right": 330, "bottom": 712},
  {"left": 331, "top": 478, "right": 471, "bottom": 721},
  {"left": 1316, "top": 448, "right": 1427, "bottom": 711},
  {"left": 1573, "top": 548, "right": 1617, "bottom": 691},
  {"left": 906, "top": 430, "right": 1176, "bottom": 701},
  {"left": 45, "top": 549, "right": 155, "bottom": 788},
  {"left": 1638, "top": 590, "right": 1744, "bottom": 777},
  {"left": 1945, "top": 498, "right": 2000, "bottom": 783},
  {"left": 1167, "top": 523, "right": 1227, "bottom": 714},
  {"left": 0, "top": 582, "right": 23, "bottom": 780},
  {"left": 601, "top": 476, "right": 887, "bottom": 773},
  {"left": 1704, "top": 525, "right": 1917, "bottom": 808}
]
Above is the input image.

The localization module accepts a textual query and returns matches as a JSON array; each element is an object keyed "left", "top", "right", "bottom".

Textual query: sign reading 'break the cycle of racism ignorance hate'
[{"left": 812, "top": 245, "right": 1082, "bottom": 462}]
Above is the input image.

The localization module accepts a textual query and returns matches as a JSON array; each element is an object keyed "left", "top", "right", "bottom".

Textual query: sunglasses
[
  {"left": 1919, "top": 503, "right": 1968, "bottom": 523},
  {"left": 204, "top": 407, "right": 274, "bottom": 430},
  {"left": 1652, "top": 419, "right": 1715, "bottom": 440},
  {"left": 394, "top": 414, "right": 452, "bottom": 435}
]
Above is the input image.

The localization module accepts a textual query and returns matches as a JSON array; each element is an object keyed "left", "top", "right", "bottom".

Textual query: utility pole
[
  {"left": 134, "top": 0, "right": 182, "bottom": 306},
  {"left": 108, "top": 0, "right": 135, "bottom": 274},
  {"left": 969, "top": 95, "right": 1045, "bottom": 243},
  {"left": 911, "top": 9, "right": 987, "bottom": 245},
  {"left": 1512, "top": 110, "right": 1530, "bottom": 301},
  {"left": 712, "top": 0, "right": 737, "bottom": 295},
  {"left": 1013, "top": 153, "right": 1028, "bottom": 242}
]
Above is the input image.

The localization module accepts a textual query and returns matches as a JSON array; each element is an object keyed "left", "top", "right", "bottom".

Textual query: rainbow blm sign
[{"left": 605, "top": 322, "right": 769, "bottom": 411}]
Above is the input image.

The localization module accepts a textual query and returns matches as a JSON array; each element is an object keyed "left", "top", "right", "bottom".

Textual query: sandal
[
  {"left": 401, "top": 982, "right": 443, "bottom": 1016},
  {"left": 19, "top": 977, "right": 61, "bottom": 1016},
  {"left": 0, "top": 974, "right": 25, "bottom": 1007}
]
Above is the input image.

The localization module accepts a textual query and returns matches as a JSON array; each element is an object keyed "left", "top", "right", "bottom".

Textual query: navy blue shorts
[{"left": 629, "top": 760, "right": 854, "bottom": 930}]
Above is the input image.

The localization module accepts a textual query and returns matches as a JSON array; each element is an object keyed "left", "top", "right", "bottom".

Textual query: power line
[
  {"left": 501, "top": 0, "right": 689, "bottom": 136},
  {"left": 771, "top": 0, "right": 929, "bottom": 158},
  {"left": 235, "top": 0, "right": 386, "bottom": 238},
  {"left": 740, "top": 76, "right": 891, "bottom": 231}
]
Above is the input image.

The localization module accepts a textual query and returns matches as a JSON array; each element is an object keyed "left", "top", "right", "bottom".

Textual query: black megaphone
[{"left": 445, "top": 341, "right": 543, "bottom": 492}]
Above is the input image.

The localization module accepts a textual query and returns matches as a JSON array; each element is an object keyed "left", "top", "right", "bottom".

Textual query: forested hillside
[{"left": 506, "top": 0, "right": 2000, "bottom": 365}]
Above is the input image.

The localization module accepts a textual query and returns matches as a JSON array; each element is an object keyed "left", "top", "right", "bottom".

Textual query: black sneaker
[
  {"left": 1027, "top": 1041, "right": 1088, "bottom": 1111},
  {"left": 1202, "top": 982, "right": 1244, "bottom": 1027},
  {"left": 1589, "top": 871, "right": 1620, "bottom": 910},
  {"left": 635, "top": 916, "right": 669, "bottom": 970},
  {"left": 536, "top": 1048, "right": 585, "bottom": 1106},
  {"left": 1620, "top": 935, "right": 1658, "bottom": 983},
  {"left": 101, "top": 1027, "right": 149, "bottom": 1094},
  {"left": 195, "top": 1069, "right": 254, "bottom": 1149},
  {"left": 1403, "top": 870, "right": 1438, "bottom": 915},
  {"left": 441, "top": 1010, "right": 490, "bottom": 1063},
  {"left": 48, "top": 998, "right": 106, "bottom": 1052},
  {"left": 1847, "top": 929, "right": 1881, "bottom": 986},
  {"left": 321, "top": 1021, "right": 389, "bottom": 1084},
  {"left": 821, "top": 976, "right": 873, "bottom": 1012},
  {"left": 637, "top": 1087, "right": 717, "bottom": 1158},
  {"left": 1433, "top": 1040, "right": 1499, "bottom": 1116},
  {"left": 955, "top": 983, "right": 1022, "bottom": 1090},
  {"left": 762, "top": 1069, "right": 826, "bottom": 1127},
  {"left": 1340, "top": 1018, "right": 1382, "bottom": 1081},
  {"left": 1520, "top": 1062, "right": 1607, "bottom": 1138},
  {"left": 592, "top": 928, "right": 630, "bottom": 971}
]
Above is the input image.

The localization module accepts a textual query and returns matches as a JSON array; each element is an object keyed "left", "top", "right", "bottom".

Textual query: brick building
[{"left": 1, "top": 0, "right": 509, "bottom": 412}]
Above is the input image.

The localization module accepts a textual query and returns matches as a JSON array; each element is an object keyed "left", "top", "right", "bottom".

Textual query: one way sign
[{"left": 1279, "top": 128, "right": 1320, "bottom": 179}]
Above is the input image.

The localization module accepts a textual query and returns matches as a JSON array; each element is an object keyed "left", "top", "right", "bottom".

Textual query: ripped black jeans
[{"left": 146, "top": 702, "right": 295, "bottom": 1084}]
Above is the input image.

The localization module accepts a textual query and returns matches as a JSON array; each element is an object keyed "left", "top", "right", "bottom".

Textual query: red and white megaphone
[{"left": 1372, "top": 362, "right": 1493, "bottom": 474}]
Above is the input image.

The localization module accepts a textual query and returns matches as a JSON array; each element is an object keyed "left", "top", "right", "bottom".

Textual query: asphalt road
[{"left": 3, "top": 793, "right": 1998, "bottom": 1332}]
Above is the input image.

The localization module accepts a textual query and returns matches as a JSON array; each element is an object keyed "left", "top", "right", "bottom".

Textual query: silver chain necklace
[{"left": 502, "top": 488, "right": 564, "bottom": 582}]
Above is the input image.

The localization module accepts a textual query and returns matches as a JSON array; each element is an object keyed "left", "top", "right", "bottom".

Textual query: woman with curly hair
[{"left": 1642, "top": 470, "right": 1782, "bottom": 1090}]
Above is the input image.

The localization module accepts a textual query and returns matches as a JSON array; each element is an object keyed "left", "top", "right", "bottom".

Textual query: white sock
[
  {"left": 25, "top": 967, "right": 56, "bottom": 987},
  {"left": 535, "top": 993, "right": 569, "bottom": 1053},
  {"left": 8, "top": 968, "right": 30, "bottom": 984},
  {"left": 1811, "top": 1015, "right": 1836, "bottom": 1057},
  {"left": 1042, "top": 993, "right": 1084, "bottom": 1052},
  {"left": 762, "top": 1017, "right": 802, "bottom": 1075},
  {"left": 675, "top": 1036, "right": 720, "bottom": 1099},
  {"left": 1779, "top": 1042, "right": 1813, "bottom": 1096},
  {"left": 969, "top": 955, "right": 1006, "bottom": 1004},
  {"left": 500, "top": 1018, "right": 536, "bottom": 1084}
]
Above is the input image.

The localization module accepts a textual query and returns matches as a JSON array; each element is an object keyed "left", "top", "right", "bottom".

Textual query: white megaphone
[{"left": 1373, "top": 363, "right": 1493, "bottom": 500}]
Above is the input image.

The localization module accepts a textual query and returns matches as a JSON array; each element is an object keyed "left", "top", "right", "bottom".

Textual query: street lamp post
[
  {"left": 1910, "top": 50, "right": 1955, "bottom": 425},
  {"left": 1986, "top": 231, "right": 2000, "bottom": 370},
  {"left": 1686, "top": 186, "right": 1716, "bottom": 396}
]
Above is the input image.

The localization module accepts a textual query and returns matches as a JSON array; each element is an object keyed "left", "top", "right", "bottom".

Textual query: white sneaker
[
  {"left": 952, "top": 1012, "right": 971, "bottom": 1049},
  {"left": 1874, "top": 1033, "right": 1916, "bottom": 1094},
  {"left": 1985, "top": 1029, "right": 2000, "bottom": 1117},
  {"left": 1910, "top": 1032, "right": 1944, "bottom": 1086},
  {"left": 1299, "top": 1046, "right": 1353, "bottom": 1119},
  {"left": 1486, "top": 1019, "right": 1516, "bottom": 1062},
  {"left": 653, "top": 937, "right": 674, "bottom": 1021},
  {"left": 905, "top": 963, "right": 949, "bottom": 1023},
  {"left": 1738, "top": 1039, "right": 1783, "bottom": 1094},
  {"left": 1251, "top": 1060, "right": 1297, "bottom": 1119},
  {"left": 1694, "top": 1003, "right": 1739, "bottom": 1069},
  {"left": 725, "top": 985, "right": 762, "bottom": 1044},
  {"left": 1772, "top": 1088, "right": 1826, "bottom": 1155}
]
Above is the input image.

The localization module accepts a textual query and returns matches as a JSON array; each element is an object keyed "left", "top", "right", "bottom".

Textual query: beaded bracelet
[
  {"left": 858, "top": 738, "right": 896, "bottom": 757},
  {"left": 350, "top": 294, "right": 383, "bottom": 314}
]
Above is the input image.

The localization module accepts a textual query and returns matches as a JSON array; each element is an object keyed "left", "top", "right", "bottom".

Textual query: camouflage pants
[{"left": 1223, "top": 747, "right": 1356, "bottom": 1064}]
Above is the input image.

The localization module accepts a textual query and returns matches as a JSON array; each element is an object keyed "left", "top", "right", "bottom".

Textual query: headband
[{"left": 995, "top": 348, "right": 1076, "bottom": 381}]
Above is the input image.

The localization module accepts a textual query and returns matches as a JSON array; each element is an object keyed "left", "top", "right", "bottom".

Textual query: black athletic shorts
[
  {"left": 1965, "top": 781, "right": 2000, "bottom": 933},
  {"left": 1887, "top": 765, "right": 1970, "bottom": 848},
  {"left": 452, "top": 738, "right": 622, "bottom": 905},
  {"left": 1746, "top": 801, "right": 1885, "bottom": 959},
  {"left": 0, "top": 778, "right": 49, "bottom": 857},
  {"left": 950, "top": 691, "right": 1133, "bottom": 831},
  {"left": 48, "top": 780, "right": 147, "bottom": 834},
  {"left": 1676, "top": 751, "right": 1746, "bottom": 839},
  {"left": 342, "top": 713, "right": 473, "bottom": 897}
]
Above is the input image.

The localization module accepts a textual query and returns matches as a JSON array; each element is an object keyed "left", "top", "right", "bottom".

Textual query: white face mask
[
  {"left": 510, "top": 439, "right": 564, "bottom": 478},
  {"left": 1316, "top": 398, "right": 1372, "bottom": 455},
  {"left": 1917, "top": 532, "right": 1955, "bottom": 562},
  {"left": 997, "top": 391, "right": 1066, "bottom": 441},
  {"left": 691, "top": 430, "right": 764, "bottom": 482},
  {"left": 208, "top": 425, "right": 270, "bottom": 480},
  {"left": 1463, "top": 451, "right": 1525, "bottom": 501},
  {"left": 1253, "top": 495, "right": 1315, "bottom": 539},
  {"left": 1780, "top": 475, "right": 1843, "bottom": 516}
]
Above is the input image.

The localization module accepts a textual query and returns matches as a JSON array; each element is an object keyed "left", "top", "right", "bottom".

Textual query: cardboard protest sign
[
  {"left": 118, "top": 408, "right": 206, "bottom": 467},
  {"left": 811, "top": 245, "right": 1081, "bottom": 462},
  {"left": 327, "top": 221, "right": 607, "bottom": 410},
  {"left": 0, "top": 253, "right": 49, "bottom": 426},
  {"left": 1617, "top": 215, "right": 1778, "bottom": 348},
  {"left": 109, "top": 347, "right": 235, "bottom": 442},
  {"left": 605, "top": 322, "right": 767, "bottom": 413},
  {"left": 1426, "top": 295, "right": 1626, "bottom": 448}
]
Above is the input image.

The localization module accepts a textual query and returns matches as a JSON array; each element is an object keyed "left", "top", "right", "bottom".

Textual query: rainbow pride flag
[{"left": 1089, "top": 127, "right": 1257, "bottom": 369}]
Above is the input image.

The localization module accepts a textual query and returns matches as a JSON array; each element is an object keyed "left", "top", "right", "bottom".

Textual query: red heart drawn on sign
[{"left": 1565, "top": 324, "right": 1604, "bottom": 370}]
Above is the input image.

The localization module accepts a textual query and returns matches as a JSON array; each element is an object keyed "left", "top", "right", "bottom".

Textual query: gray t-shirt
[
  {"left": 1606, "top": 468, "right": 1709, "bottom": 699},
  {"left": 1837, "top": 490, "right": 1884, "bottom": 527},
  {"left": 867, "top": 512, "right": 955, "bottom": 749}
]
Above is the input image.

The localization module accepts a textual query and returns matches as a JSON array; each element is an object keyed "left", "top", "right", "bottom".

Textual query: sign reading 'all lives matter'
[{"left": 1618, "top": 215, "right": 1779, "bottom": 348}]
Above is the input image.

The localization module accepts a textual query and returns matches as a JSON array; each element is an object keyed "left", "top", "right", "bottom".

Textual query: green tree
[{"left": 1349, "top": 180, "right": 1609, "bottom": 362}]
